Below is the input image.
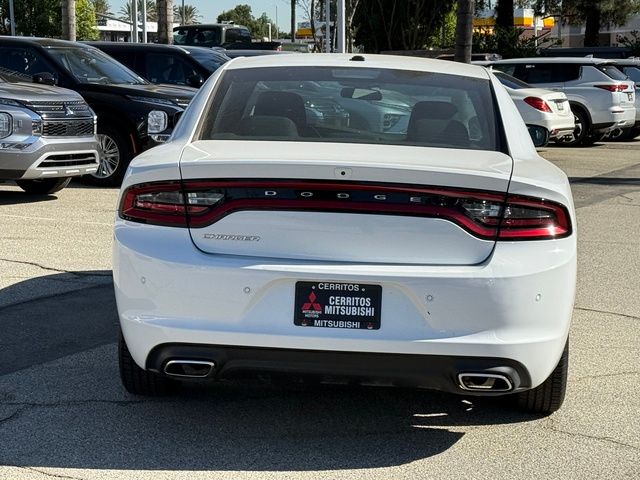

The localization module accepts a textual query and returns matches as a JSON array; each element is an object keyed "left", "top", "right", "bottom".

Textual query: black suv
[
  {"left": 88, "top": 42, "right": 230, "bottom": 88},
  {"left": 0, "top": 37, "right": 196, "bottom": 185},
  {"left": 173, "top": 24, "right": 281, "bottom": 50}
]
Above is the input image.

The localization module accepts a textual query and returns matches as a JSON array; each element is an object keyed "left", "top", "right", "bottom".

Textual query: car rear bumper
[
  {"left": 0, "top": 137, "right": 99, "bottom": 180},
  {"left": 114, "top": 222, "right": 576, "bottom": 391},
  {"left": 146, "top": 343, "right": 533, "bottom": 395}
]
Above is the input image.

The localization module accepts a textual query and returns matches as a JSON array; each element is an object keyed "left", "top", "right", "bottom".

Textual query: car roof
[
  {"left": 174, "top": 23, "right": 249, "bottom": 30},
  {"left": 608, "top": 58, "right": 640, "bottom": 66},
  {"left": 223, "top": 53, "right": 491, "bottom": 79},
  {"left": 87, "top": 41, "right": 192, "bottom": 54},
  {"left": 492, "top": 57, "right": 614, "bottom": 65},
  {"left": 0, "top": 36, "right": 92, "bottom": 48}
]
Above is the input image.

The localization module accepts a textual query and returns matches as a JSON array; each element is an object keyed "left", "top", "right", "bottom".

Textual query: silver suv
[
  {"left": 0, "top": 72, "right": 98, "bottom": 194},
  {"left": 491, "top": 57, "right": 636, "bottom": 146}
]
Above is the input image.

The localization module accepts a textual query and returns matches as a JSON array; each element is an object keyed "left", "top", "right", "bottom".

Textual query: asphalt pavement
[{"left": 0, "top": 141, "right": 638, "bottom": 479}]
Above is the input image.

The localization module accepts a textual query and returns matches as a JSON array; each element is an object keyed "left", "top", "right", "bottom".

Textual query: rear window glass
[
  {"left": 199, "top": 67, "right": 500, "bottom": 152},
  {"left": 493, "top": 71, "right": 530, "bottom": 89},
  {"left": 598, "top": 65, "right": 628, "bottom": 81},
  {"left": 622, "top": 66, "right": 640, "bottom": 83}
]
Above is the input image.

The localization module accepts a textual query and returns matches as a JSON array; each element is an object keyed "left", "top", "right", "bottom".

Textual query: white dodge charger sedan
[{"left": 114, "top": 54, "right": 576, "bottom": 414}]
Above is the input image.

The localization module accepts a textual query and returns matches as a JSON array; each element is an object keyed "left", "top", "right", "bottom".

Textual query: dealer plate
[{"left": 294, "top": 281, "right": 382, "bottom": 330}]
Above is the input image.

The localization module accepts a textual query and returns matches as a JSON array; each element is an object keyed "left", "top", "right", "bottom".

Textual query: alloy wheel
[{"left": 95, "top": 133, "right": 121, "bottom": 179}]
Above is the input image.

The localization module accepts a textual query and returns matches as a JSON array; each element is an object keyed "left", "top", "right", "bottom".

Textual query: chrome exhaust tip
[
  {"left": 164, "top": 360, "right": 215, "bottom": 378},
  {"left": 457, "top": 373, "right": 513, "bottom": 392}
]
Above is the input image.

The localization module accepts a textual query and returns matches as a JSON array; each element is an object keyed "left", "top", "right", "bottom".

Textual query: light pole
[
  {"left": 182, "top": 0, "right": 185, "bottom": 24},
  {"left": 336, "top": 0, "right": 345, "bottom": 53},
  {"left": 8, "top": 0, "right": 15, "bottom": 35}
]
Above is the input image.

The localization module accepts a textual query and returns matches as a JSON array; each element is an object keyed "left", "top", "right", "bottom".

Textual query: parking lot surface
[{"left": 0, "top": 141, "right": 639, "bottom": 479}]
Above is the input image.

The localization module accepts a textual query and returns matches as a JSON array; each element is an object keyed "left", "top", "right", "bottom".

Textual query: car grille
[
  {"left": 24, "top": 100, "right": 93, "bottom": 118},
  {"left": 42, "top": 120, "right": 95, "bottom": 137},
  {"left": 38, "top": 153, "right": 98, "bottom": 168}
]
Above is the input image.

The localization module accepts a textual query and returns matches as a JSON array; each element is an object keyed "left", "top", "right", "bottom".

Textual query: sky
[{"left": 110, "top": 0, "right": 302, "bottom": 32}]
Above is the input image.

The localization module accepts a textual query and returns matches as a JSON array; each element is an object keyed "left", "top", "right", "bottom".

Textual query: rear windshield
[
  {"left": 622, "top": 66, "right": 640, "bottom": 83},
  {"left": 493, "top": 71, "right": 530, "bottom": 89},
  {"left": 597, "top": 65, "right": 629, "bottom": 81},
  {"left": 199, "top": 66, "right": 500, "bottom": 151}
]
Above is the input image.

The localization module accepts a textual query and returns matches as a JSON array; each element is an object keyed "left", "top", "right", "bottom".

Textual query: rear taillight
[
  {"left": 523, "top": 97, "right": 552, "bottom": 112},
  {"left": 595, "top": 84, "right": 627, "bottom": 92},
  {"left": 119, "top": 180, "right": 572, "bottom": 241}
]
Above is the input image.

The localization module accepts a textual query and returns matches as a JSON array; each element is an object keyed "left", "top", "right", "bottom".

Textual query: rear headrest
[
  {"left": 238, "top": 115, "right": 299, "bottom": 137},
  {"left": 410, "top": 101, "right": 458, "bottom": 121},
  {"left": 254, "top": 91, "right": 307, "bottom": 129}
]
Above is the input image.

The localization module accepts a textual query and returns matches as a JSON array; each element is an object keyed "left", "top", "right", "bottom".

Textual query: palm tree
[
  {"left": 174, "top": 4, "right": 200, "bottom": 25},
  {"left": 119, "top": 0, "right": 157, "bottom": 23},
  {"left": 91, "top": 0, "right": 112, "bottom": 17},
  {"left": 454, "top": 0, "right": 473, "bottom": 63}
]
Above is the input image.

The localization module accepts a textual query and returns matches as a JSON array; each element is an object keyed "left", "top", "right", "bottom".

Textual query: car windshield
[
  {"left": 174, "top": 27, "right": 222, "bottom": 48},
  {"left": 187, "top": 49, "right": 229, "bottom": 73},
  {"left": 493, "top": 71, "right": 530, "bottom": 89},
  {"left": 200, "top": 66, "right": 499, "bottom": 152},
  {"left": 46, "top": 46, "right": 147, "bottom": 85}
]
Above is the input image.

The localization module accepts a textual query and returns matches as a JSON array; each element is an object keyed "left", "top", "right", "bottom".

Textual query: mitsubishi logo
[
  {"left": 64, "top": 104, "right": 75, "bottom": 116},
  {"left": 301, "top": 291, "right": 322, "bottom": 312}
]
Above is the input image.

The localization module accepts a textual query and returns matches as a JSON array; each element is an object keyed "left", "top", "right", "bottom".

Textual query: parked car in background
[
  {"left": 114, "top": 54, "right": 575, "bottom": 415},
  {"left": 608, "top": 58, "right": 640, "bottom": 139},
  {"left": 0, "top": 37, "right": 196, "bottom": 185},
  {"left": 0, "top": 72, "right": 98, "bottom": 194},
  {"left": 491, "top": 57, "right": 636, "bottom": 146},
  {"left": 492, "top": 71, "right": 575, "bottom": 146},
  {"left": 173, "top": 24, "right": 281, "bottom": 51},
  {"left": 88, "top": 42, "right": 230, "bottom": 88}
]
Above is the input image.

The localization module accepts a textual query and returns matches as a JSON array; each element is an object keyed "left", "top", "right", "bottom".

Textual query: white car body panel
[
  {"left": 504, "top": 86, "right": 575, "bottom": 137},
  {"left": 114, "top": 54, "right": 577, "bottom": 396}
]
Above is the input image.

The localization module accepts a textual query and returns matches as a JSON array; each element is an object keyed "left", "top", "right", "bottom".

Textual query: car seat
[{"left": 406, "top": 101, "right": 470, "bottom": 147}]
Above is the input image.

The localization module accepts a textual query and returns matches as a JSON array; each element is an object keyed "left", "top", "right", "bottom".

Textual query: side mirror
[
  {"left": 527, "top": 125, "right": 549, "bottom": 148},
  {"left": 32, "top": 72, "right": 57, "bottom": 86},
  {"left": 186, "top": 74, "right": 204, "bottom": 88}
]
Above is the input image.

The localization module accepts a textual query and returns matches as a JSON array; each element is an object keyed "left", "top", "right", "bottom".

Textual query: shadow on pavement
[
  {"left": 0, "top": 273, "right": 542, "bottom": 472},
  {"left": 0, "top": 187, "right": 59, "bottom": 205}
]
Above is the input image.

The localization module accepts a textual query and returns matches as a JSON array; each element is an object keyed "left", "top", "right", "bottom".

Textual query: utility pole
[
  {"left": 290, "top": 0, "right": 296, "bottom": 43},
  {"left": 61, "top": 0, "right": 76, "bottom": 41},
  {"left": 324, "top": 0, "right": 330, "bottom": 52},
  {"left": 132, "top": 0, "right": 138, "bottom": 43},
  {"left": 8, "top": 0, "right": 15, "bottom": 35},
  {"left": 336, "top": 0, "right": 345, "bottom": 53},
  {"left": 157, "top": 0, "right": 173, "bottom": 44},
  {"left": 142, "top": 0, "right": 147, "bottom": 42}
]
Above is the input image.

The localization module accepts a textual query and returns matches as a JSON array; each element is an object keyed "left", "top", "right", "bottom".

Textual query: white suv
[{"left": 491, "top": 57, "right": 636, "bottom": 146}]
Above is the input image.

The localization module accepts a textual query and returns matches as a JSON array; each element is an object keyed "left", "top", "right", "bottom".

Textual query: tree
[
  {"left": 291, "top": 0, "right": 296, "bottom": 40},
  {"left": 0, "top": 0, "right": 61, "bottom": 36},
  {"left": 455, "top": 0, "right": 474, "bottom": 62},
  {"left": 119, "top": 0, "right": 157, "bottom": 23},
  {"left": 353, "top": 0, "right": 454, "bottom": 53},
  {"left": 495, "top": 0, "right": 514, "bottom": 53},
  {"left": 157, "top": 0, "right": 173, "bottom": 43},
  {"left": 77, "top": 0, "right": 99, "bottom": 39},
  {"left": 62, "top": 0, "right": 76, "bottom": 40},
  {"left": 91, "top": 0, "right": 112, "bottom": 18},
  {"left": 217, "top": 4, "right": 279, "bottom": 38},
  {"left": 534, "top": 0, "right": 640, "bottom": 47},
  {"left": 174, "top": 4, "right": 200, "bottom": 25}
]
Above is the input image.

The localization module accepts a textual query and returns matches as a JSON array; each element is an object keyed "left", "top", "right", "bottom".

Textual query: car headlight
[
  {"left": 129, "top": 95, "right": 176, "bottom": 107},
  {"left": 148, "top": 110, "right": 168, "bottom": 134},
  {"left": 0, "top": 98, "right": 22, "bottom": 107},
  {"left": 0, "top": 113, "right": 12, "bottom": 139}
]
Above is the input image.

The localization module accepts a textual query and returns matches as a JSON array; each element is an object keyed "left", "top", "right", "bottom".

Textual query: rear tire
[
  {"left": 118, "top": 331, "right": 177, "bottom": 396},
  {"left": 515, "top": 340, "right": 568, "bottom": 414},
  {"left": 554, "top": 109, "right": 589, "bottom": 147},
  {"left": 15, "top": 177, "right": 71, "bottom": 194}
]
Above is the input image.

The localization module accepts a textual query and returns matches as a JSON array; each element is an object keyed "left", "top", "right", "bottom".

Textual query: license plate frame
[{"left": 294, "top": 281, "right": 382, "bottom": 330}]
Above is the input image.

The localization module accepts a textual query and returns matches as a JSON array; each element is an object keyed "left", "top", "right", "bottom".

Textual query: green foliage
[
  {"left": 91, "top": 0, "right": 112, "bottom": 17},
  {"left": 618, "top": 30, "right": 640, "bottom": 56},
  {"left": 353, "top": 0, "right": 455, "bottom": 53},
  {"left": 533, "top": 0, "right": 640, "bottom": 26},
  {"left": 473, "top": 27, "right": 558, "bottom": 58},
  {"left": 77, "top": 0, "right": 99, "bottom": 40},
  {"left": 217, "top": 4, "right": 279, "bottom": 38},
  {"left": 119, "top": 0, "right": 158, "bottom": 23},
  {"left": 174, "top": 4, "right": 200, "bottom": 25},
  {"left": 0, "top": 0, "right": 61, "bottom": 36},
  {"left": 425, "top": 7, "right": 456, "bottom": 48}
]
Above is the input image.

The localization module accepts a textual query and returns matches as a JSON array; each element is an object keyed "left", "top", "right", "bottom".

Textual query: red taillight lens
[
  {"left": 119, "top": 180, "right": 572, "bottom": 241},
  {"left": 523, "top": 97, "right": 552, "bottom": 112},
  {"left": 595, "top": 84, "right": 627, "bottom": 92},
  {"left": 119, "top": 182, "right": 223, "bottom": 227}
]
